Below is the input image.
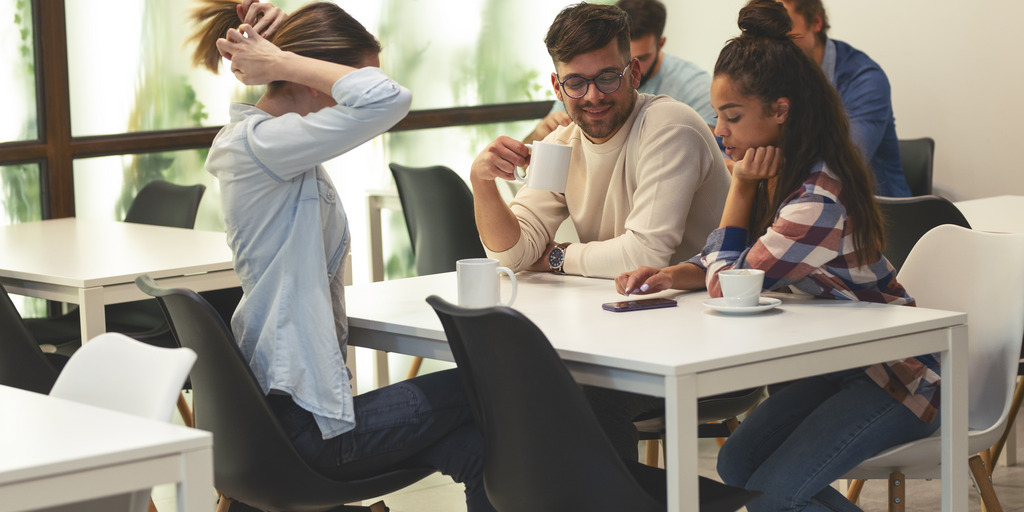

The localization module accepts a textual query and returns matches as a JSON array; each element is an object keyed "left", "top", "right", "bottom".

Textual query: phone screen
[{"left": 601, "top": 297, "right": 678, "bottom": 312}]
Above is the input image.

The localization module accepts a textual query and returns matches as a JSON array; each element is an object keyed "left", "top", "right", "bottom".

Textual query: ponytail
[{"left": 188, "top": 0, "right": 242, "bottom": 73}]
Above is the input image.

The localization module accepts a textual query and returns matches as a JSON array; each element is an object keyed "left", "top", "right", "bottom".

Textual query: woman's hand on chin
[{"left": 732, "top": 146, "right": 781, "bottom": 185}]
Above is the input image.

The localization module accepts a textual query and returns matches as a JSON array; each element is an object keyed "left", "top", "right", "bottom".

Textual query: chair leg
[
  {"left": 845, "top": 479, "right": 865, "bottom": 505},
  {"left": 644, "top": 437, "right": 660, "bottom": 467},
  {"left": 406, "top": 356, "right": 424, "bottom": 380},
  {"left": 990, "top": 376, "right": 1024, "bottom": 472},
  {"left": 970, "top": 454, "right": 1004, "bottom": 512},
  {"left": 148, "top": 498, "right": 159, "bottom": 512},
  {"left": 177, "top": 391, "right": 194, "bottom": 428},
  {"left": 887, "top": 472, "right": 906, "bottom": 512},
  {"left": 216, "top": 496, "right": 233, "bottom": 512},
  {"left": 716, "top": 417, "right": 741, "bottom": 448}
]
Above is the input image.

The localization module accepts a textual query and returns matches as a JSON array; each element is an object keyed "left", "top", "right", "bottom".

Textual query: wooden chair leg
[
  {"left": 716, "top": 417, "right": 741, "bottom": 448},
  {"left": 888, "top": 472, "right": 906, "bottom": 512},
  {"left": 177, "top": 391, "right": 194, "bottom": 428},
  {"left": 990, "top": 376, "right": 1024, "bottom": 472},
  {"left": 970, "top": 454, "right": 1004, "bottom": 512},
  {"left": 406, "top": 356, "right": 424, "bottom": 380},
  {"left": 148, "top": 498, "right": 159, "bottom": 512},
  {"left": 216, "top": 496, "right": 233, "bottom": 512},
  {"left": 644, "top": 438, "right": 660, "bottom": 467},
  {"left": 845, "top": 478, "right": 865, "bottom": 504}
]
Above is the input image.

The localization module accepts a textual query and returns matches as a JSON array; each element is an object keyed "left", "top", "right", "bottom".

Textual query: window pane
[
  {"left": 0, "top": 163, "right": 42, "bottom": 225},
  {"left": 73, "top": 150, "right": 223, "bottom": 232},
  {"left": 0, "top": 0, "right": 38, "bottom": 143}
]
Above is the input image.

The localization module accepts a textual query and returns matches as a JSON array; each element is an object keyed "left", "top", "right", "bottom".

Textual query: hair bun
[{"left": 737, "top": 0, "right": 792, "bottom": 40}]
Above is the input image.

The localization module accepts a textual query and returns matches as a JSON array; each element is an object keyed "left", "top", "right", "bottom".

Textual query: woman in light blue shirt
[{"left": 192, "top": 2, "right": 494, "bottom": 510}]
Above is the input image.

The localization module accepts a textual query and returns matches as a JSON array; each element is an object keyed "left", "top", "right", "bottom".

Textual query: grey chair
[
  {"left": 25, "top": 180, "right": 207, "bottom": 355},
  {"left": 426, "top": 295, "right": 760, "bottom": 512},
  {"left": 137, "top": 275, "right": 433, "bottom": 512},
  {"left": 876, "top": 195, "right": 971, "bottom": 273},
  {"left": 897, "top": 137, "right": 935, "bottom": 197}
]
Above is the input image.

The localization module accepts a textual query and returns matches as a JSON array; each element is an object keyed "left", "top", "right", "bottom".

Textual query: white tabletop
[
  {"left": 345, "top": 272, "right": 968, "bottom": 511},
  {"left": 954, "top": 195, "right": 1024, "bottom": 234},
  {"left": 0, "top": 218, "right": 234, "bottom": 288},
  {"left": 0, "top": 385, "right": 213, "bottom": 511}
]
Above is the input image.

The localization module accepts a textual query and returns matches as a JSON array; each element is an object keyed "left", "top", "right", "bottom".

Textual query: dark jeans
[
  {"left": 268, "top": 369, "right": 496, "bottom": 512},
  {"left": 717, "top": 368, "right": 941, "bottom": 512},
  {"left": 582, "top": 385, "right": 663, "bottom": 462}
]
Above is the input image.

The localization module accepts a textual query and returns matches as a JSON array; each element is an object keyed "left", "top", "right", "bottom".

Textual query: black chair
[
  {"left": 136, "top": 275, "right": 434, "bottom": 512},
  {"left": 0, "top": 281, "right": 59, "bottom": 394},
  {"left": 389, "top": 163, "right": 485, "bottom": 277},
  {"left": 897, "top": 137, "right": 935, "bottom": 197},
  {"left": 876, "top": 195, "right": 971, "bottom": 273},
  {"left": 25, "top": 180, "right": 207, "bottom": 353},
  {"left": 426, "top": 295, "right": 760, "bottom": 512}
]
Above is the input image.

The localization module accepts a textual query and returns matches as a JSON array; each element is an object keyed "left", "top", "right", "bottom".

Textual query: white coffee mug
[
  {"left": 457, "top": 258, "right": 518, "bottom": 308},
  {"left": 718, "top": 269, "right": 765, "bottom": 307},
  {"left": 515, "top": 141, "right": 572, "bottom": 194}
]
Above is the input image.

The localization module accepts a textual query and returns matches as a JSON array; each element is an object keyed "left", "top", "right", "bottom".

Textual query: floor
[{"left": 153, "top": 392, "right": 1024, "bottom": 512}]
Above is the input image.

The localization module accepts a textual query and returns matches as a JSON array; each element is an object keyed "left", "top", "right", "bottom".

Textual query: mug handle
[
  {"left": 496, "top": 266, "right": 517, "bottom": 306},
  {"left": 514, "top": 144, "right": 532, "bottom": 183}
]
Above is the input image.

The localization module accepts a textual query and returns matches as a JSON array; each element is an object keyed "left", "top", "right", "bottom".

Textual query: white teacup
[
  {"left": 457, "top": 258, "right": 518, "bottom": 308},
  {"left": 718, "top": 269, "right": 765, "bottom": 307},
  {"left": 515, "top": 141, "right": 572, "bottom": 194}
]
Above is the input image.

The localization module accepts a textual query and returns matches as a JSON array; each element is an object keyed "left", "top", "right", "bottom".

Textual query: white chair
[
  {"left": 843, "top": 225, "right": 1024, "bottom": 511},
  {"left": 45, "top": 332, "right": 197, "bottom": 512}
]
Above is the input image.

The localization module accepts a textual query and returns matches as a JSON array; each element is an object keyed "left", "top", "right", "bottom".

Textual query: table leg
[
  {"left": 665, "top": 373, "right": 699, "bottom": 511},
  {"left": 179, "top": 446, "right": 215, "bottom": 512},
  {"left": 942, "top": 324, "right": 969, "bottom": 512},
  {"left": 78, "top": 286, "right": 106, "bottom": 342}
]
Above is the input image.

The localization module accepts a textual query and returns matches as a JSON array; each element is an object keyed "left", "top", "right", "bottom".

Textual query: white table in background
[
  {"left": 955, "top": 195, "right": 1024, "bottom": 233},
  {"left": 0, "top": 218, "right": 239, "bottom": 342},
  {"left": 0, "top": 385, "right": 213, "bottom": 511},
  {"left": 345, "top": 272, "right": 968, "bottom": 512}
]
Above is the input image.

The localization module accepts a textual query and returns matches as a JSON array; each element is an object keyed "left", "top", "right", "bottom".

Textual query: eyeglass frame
[{"left": 555, "top": 63, "right": 633, "bottom": 99}]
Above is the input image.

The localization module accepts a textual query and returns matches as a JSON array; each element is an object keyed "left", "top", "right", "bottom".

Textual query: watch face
[{"left": 548, "top": 246, "right": 565, "bottom": 269}]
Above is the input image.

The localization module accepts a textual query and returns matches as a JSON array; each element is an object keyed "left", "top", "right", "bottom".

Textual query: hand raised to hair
[
  {"left": 237, "top": 0, "right": 288, "bottom": 39},
  {"left": 731, "top": 146, "right": 781, "bottom": 185},
  {"left": 216, "top": 24, "right": 282, "bottom": 86}
]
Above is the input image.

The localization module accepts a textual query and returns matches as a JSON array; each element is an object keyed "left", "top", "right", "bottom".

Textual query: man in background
[
  {"left": 524, "top": 0, "right": 715, "bottom": 144},
  {"left": 781, "top": 0, "right": 911, "bottom": 197}
]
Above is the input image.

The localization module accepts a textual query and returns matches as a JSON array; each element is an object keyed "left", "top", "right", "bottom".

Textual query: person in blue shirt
[
  {"left": 781, "top": 0, "right": 912, "bottom": 197},
  {"left": 191, "top": 1, "right": 495, "bottom": 510}
]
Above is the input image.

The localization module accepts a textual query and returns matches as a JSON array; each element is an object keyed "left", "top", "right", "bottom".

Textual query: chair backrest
[
  {"left": 877, "top": 195, "right": 971, "bottom": 273},
  {"left": 50, "top": 332, "right": 196, "bottom": 422},
  {"left": 426, "top": 295, "right": 664, "bottom": 512},
  {"left": 897, "top": 137, "right": 935, "bottom": 197},
  {"left": 124, "top": 180, "right": 206, "bottom": 229},
  {"left": 0, "top": 281, "right": 59, "bottom": 394},
  {"left": 389, "top": 164, "right": 486, "bottom": 276},
  {"left": 136, "top": 275, "right": 432, "bottom": 511},
  {"left": 898, "top": 225, "right": 1024, "bottom": 432}
]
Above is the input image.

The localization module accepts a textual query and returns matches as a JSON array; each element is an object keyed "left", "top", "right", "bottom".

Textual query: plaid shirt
[{"left": 698, "top": 163, "right": 940, "bottom": 422}]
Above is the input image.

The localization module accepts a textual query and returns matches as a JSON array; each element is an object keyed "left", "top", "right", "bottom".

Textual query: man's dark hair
[
  {"left": 544, "top": 2, "right": 631, "bottom": 65},
  {"left": 616, "top": 0, "right": 666, "bottom": 40},
  {"left": 784, "top": 0, "right": 830, "bottom": 44}
]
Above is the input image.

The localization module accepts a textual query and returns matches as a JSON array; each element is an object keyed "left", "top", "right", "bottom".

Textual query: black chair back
[
  {"left": 897, "top": 137, "right": 935, "bottom": 197},
  {"left": 389, "top": 164, "right": 485, "bottom": 276},
  {"left": 426, "top": 295, "right": 759, "bottom": 512},
  {"left": 137, "top": 275, "right": 432, "bottom": 512},
  {"left": 877, "top": 195, "right": 971, "bottom": 273},
  {"left": 125, "top": 180, "right": 206, "bottom": 229},
  {"left": 0, "top": 282, "right": 59, "bottom": 394}
]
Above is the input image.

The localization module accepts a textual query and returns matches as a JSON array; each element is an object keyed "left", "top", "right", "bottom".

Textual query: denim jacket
[{"left": 206, "top": 68, "right": 411, "bottom": 438}]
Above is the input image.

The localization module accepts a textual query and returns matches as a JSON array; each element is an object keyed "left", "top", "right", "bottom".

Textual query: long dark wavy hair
[{"left": 715, "top": 0, "right": 884, "bottom": 263}]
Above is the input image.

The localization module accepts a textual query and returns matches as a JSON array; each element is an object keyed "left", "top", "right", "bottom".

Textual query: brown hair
[
  {"left": 715, "top": 0, "right": 884, "bottom": 264},
  {"left": 616, "top": 0, "right": 666, "bottom": 40},
  {"left": 782, "top": 0, "right": 830, "bottom": 44},
  {"left": 544, "top": 2, "right": 631, "bottom": 66},
  {"left": 189, "top": 1, "right": 381, "bottom": 77}
]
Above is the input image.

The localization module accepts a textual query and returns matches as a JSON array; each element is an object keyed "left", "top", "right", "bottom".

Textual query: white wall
[{"left": 663, "top": 0, "right": 1024, "bottom": 201}]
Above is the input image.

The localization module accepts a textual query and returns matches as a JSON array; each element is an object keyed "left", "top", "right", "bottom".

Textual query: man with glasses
[
  {"left": 524, "top": 0, "right": 716, "bottom": 144},
  {"left": 470, "top": 2, "right": 728, "bottom": 282}
]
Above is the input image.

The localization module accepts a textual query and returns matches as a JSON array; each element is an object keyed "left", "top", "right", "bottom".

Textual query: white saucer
[{"left": 704, "top": 297, "right": 782, "bottom": 315}]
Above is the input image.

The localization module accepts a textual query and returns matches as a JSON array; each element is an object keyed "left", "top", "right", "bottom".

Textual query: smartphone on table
[{"left": 601, "top": 297, "right": 677, "bottom": 312}]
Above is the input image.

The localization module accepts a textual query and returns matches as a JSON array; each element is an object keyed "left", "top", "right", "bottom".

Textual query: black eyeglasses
[{"left": 556, "top": 64, "right": 631, "bottom": 99}]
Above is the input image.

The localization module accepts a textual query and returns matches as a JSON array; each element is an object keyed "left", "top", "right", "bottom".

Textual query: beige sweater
[{"left": 487, "top": 94, "right": 730, "bottom": 278}]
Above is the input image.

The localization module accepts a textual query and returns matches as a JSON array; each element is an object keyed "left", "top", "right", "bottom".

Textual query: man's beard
[
  {"left": 567, "top": 91, "right": 637, "bottom": 141},
  {"left": 639, "top": 51, "right": 659, "bottom": 87}
]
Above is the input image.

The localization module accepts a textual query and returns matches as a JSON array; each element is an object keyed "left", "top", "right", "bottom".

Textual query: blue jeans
[
  {"left": 717, "top": 368, "right": 940, "bottom": 512},
  {"left": 269, "top": 369, "right": 495, "bottom": 512}
]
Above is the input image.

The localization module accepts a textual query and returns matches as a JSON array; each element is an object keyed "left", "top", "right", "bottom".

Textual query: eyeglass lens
[{"left": 561, "top": 68, "right": 625, "bottom": 99}]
